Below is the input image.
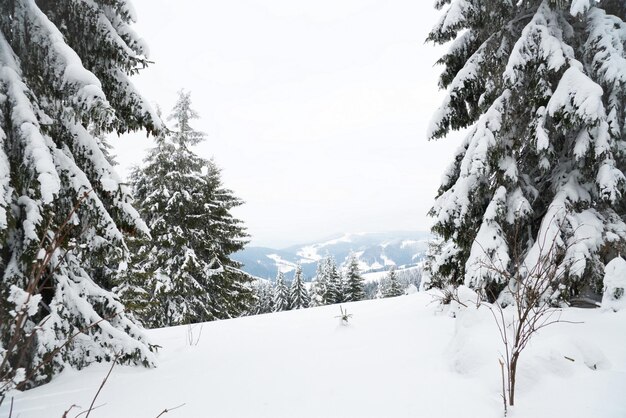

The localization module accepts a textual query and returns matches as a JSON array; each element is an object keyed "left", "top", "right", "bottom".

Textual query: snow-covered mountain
[{"left": 233, "top": 231, "right": 430, "bottom": 280}]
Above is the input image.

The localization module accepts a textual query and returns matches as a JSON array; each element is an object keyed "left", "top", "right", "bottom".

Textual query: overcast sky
[{"left": 112, "top": 0, "right": 462, "bottom": 248}]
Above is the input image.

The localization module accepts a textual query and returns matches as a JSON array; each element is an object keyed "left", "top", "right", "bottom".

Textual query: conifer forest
[{"left": 0, "top": 1, "right": 624, "bottom": 417}]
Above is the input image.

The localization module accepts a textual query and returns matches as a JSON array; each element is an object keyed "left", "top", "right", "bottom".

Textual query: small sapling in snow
[
  {"left": 335, "top": 306, "right": 353, "bottom": 325},
  {"left": 186, "top": 324, "right": 204, "bottom": 346}
]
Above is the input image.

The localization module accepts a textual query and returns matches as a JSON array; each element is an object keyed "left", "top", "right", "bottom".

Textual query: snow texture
[
  {"left": 465, "top": 186, "right": 509, "bottom": 289},
  {"left": 570, "top": 0, "right": 591, "bottom": 17},
  {"left": 504, "top": 3, "right": 575, "bottom": 84},
  {"left": 8, "top": 285, "right": 42, "bottom": 318},
  {"left": 2, "top": 293, "right": 625, "bottom": 418},
  {"left": 547, "top": 66, "right": 605, "bottom": 124},
  {"left": 602, "top": 256, "right": 626, "bottom": 311}
]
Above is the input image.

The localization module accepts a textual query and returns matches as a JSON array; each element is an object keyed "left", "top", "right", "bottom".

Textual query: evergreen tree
[
  {"left": 382, "top": 267, "right": 404, "bottom": 298},
  {"left": 374, "top": 281, "right": 384, "bottom": 299},
  {"left": 128, "top": 91, "right": 251, "bottom": 327},
  {"left": 0, "top": 0, "right": 160, "bottom": 387},
  {"left": 336, "top": 268, "right": 347, "bottom": 304},
  {"left": 252, "top": 281, "right": 274, "bottom": 314},
  {"left": 364, "top": 281, "right": 380, "bottom": 300},
  {"left": 324, "top": 257, "right": 343, "bottom": 304},
  {"left": 289, "top": 264, "right": 310, "bottom": 309},
  {"left": 343, "top": 254, "right": 365, "bottom": 302},
  {"left": 202, "top": 160, "right": 254, "bottom": 317},
  {"left": 309, "top": 261, "right": 327, "bottom": 307},
  {"left": 425, "top": 0, "right": 626, "bottom": 302},
  {"left": 273, "top": 271, "right": 290, "bottom": 312}
]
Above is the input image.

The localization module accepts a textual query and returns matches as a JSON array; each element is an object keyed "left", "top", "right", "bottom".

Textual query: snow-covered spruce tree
[
  {"left": 203, "top": 159, "right": 254, "bottom": 316},
  {"left": 324, "top": 256, "right": 343, "bottom": 304},
  {"left": 382, "top": 267, "right": 404, "bottom": 298},
  {"left": 309, "top": 261, "right": 327, "bottom": 307},
  {"left": 0, "top": 0, "right": 161, "bottom": 389},
  {"left": 289, "top": 264, "right": 310, "bottom": 309},
  {"left": 252, "top": 281, "right": 274, "bottom": 314},
  {"left": 273, "top": 271, "right": 290, "bottom": 312},
  {"left": 128, "top": 91, "right": 252, "bottom": 327},
  {"left": 425, "top": 0, "right": 626, "bottom": 302},
  {"left": 343, "top": 254, "right": 365, "bottom": 302}
]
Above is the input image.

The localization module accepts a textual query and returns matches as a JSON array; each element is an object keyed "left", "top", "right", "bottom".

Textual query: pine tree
[
  {"left": 374, "top": 281, "right": 384, "bottom": 299},
  {"left": 0, "top": 0, "right": 161, "bottom": 387},
  {"left": 310, "top": 256, "right": 342, "bottom": 305},
  {"left": 324, "top": 257, "right": 343, "bottom": 304},
  {"left": 289, "top": 264, "right": 310, "bottom": 309},
  {"left": 273, "top": 271, "right": 290, "bottom": 312},
  {"left": 309, "top": 261, "right": 327, "bottom": 307},
  {"left": 425, "top": 0, "right": 626, "bottom": 302},
  {"left": 202, "top": 160, "right": 254, "bottom": 317},
  {"left": 252, "top": 281, "right": 274, "bottom": 314},
  {"left": 336, "top": 269, "right": 347, "bottom": 304},
  {"left": 343, "top": 254, "right": 365, "bottom": 302},
  {"left": 382, "top": 267, "right": 404, "bottom": 298},
  {"left": 127, "top": 91, "right": 251, "bottom": 327}
]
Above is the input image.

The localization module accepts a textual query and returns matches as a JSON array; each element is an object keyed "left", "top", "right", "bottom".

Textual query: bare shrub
[{"left": 475, "top": 224, "right": 582, "bottom": 411}]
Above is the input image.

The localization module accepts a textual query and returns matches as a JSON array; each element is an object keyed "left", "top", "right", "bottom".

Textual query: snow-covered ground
[{"left": 3, "top": 293, "right": 625, "bottom": 418}]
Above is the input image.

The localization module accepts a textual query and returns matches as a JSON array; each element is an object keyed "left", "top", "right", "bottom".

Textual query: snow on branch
[
  {"left": 547, "top": 66, "right": 605, "bottom": 125},
  {"left": 0, "top": 122, "right": 10, "bottom": 231},
  {"left": 585, "top": 8, "right": 626, "bottom": 90},
  {"left": 18, "top": 0, "right": 113, "bottom": 123},
  {"left": 429, "top": 0, "right": 474, "bottom": 42},
  {"left": 432, "top": 91, "right": 509, "bottom": 226},
  {"left": 504, "top": 2, "right": 575, "bottom": 84},
  {"left": 0, "top": 32, "right": 61, "bottom": 204},
  {"left": 465, "top": 186, "right": 510, "bottom": 289}
]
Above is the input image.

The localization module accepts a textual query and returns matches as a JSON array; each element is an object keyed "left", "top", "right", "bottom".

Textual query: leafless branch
[
  {"left": 62, "top": 404, "right": 79, "bottom": 418},
  {"left": 82, "top": 352, "right": 119, "bottom": 418},
  {"left": 473, "top": 216, "right": 583, "bottom": 409},
  {"left": 73, "top": 403, "right": 106, "bottom": 418},
  {"left": 155, "top": 403, "right": 187, "bottom": 418}
]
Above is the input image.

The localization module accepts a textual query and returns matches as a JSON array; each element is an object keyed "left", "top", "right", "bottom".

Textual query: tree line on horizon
[{"left": 252, "top": 256, "right": 418, "bottom": 315}]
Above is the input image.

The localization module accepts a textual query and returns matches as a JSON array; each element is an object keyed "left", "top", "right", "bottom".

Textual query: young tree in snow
[
  {"left": 289, "top": 264, "right": 310, "bottom": 309},
  {"left": 127, "top": 91, "right": 252, "bottom": 327},
  {"left": 343, "top": 254, "right": 366, "bottom": 302},
  {"left": 0, "top": 0, "right": 161, "bottom": 389},
  {"left": 273, "top": 271, "right": 290, "bottom": 312},
  {"left": 425, "top": 0, "right": 626, "bottom": 302},
  {"left": 479, "top": 231, "right": 582, "bottom": 408},
  {"left": 382, "top": 267, "right": 404, "bottom": 298}
]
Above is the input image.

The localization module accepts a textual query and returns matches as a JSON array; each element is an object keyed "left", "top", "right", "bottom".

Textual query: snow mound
[
  {"left": 602, "top": 256, "right": 626, "bottom": 311},
  {"left": 2, "top": 294, "right": 625, "bottom": 418}
]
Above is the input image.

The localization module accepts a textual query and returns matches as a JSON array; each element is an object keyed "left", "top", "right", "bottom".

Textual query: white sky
[{"left": 112, "top": 0, "right": 462, "bottom": 248}]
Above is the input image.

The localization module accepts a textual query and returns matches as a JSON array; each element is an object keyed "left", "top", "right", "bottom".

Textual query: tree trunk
[{"left": 509, "top": 353, "right": 519, "bottom": 406}]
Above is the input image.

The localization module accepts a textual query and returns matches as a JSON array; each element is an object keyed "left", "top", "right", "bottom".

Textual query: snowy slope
[{"left": 3, "top": 293, "right": 625, "bottom": 418}]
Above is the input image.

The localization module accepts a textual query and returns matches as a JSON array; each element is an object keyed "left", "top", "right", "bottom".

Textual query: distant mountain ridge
[{"left": 233, "top": 231, "right": 430, "bottom": 280}]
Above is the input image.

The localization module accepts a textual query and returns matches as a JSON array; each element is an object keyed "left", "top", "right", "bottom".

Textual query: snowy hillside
[
  {"left": 4, "top": 293, "right": 625, "bottom": 418},
  {"left": 233, "top": 231, "right": 430, "bottom": 280}
]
